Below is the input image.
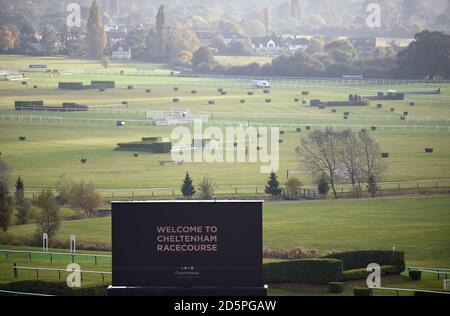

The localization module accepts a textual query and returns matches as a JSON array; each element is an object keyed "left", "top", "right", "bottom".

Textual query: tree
[
  {"left": 54, "top": 175, "right": 74, "bottom": 205},
  {"left": 325, "top": 40, "right": 356, "bottom": 63},
  {"left": 198, "top": 176, "right": 215, "bottom": 200},
  {"left": 263, "top": 7, "right": 271, "bottom": 35},
  {"left": 0, "top": 157, "right": 10, "bottom": 185},
  {"left": 358, "top": 130, "right": 387, "bottom": 198},
  {"left": 34, "top": 190, "right": 60, "bottom": 238},
  {"left": 367, "top": 175, "right": 379, "bottom": 198},
  {"left": 317, "top": 175, "right": 330, "bottom": 196},
  {"left": 265, "top": 172, "right": 282, "bottom": 199},
  {"left": 297, "top": 128, "right": 341, "bottom": 199},
  {"left": 0, "top": 25, "right": 17, "bottom": 51},
  {"left": 192, "top": 46, "right": 215, "bottom": 68},
  {"left": 42, "top": 24, "right": 58, "bottom": 55},
  {"left": 86, "top": 0, "right": 106, "bottom": 59},
  {"left": 69, "top": 181, "right": 103, "bottom": 218},
  {"left": 152, "top": 5, "right": 167, "bottom": 61},
  {"left": 0, "top": 181, "right": 14, "bottom": 232},
  {"left": 397, "top": 31, "right": 450, "bottom": 79},
  {"left": 181, "top": 173, "right": 196, "bottom": 199},
  {"left": 15, "top": 176, "right": 31, "bottom": 225},
  {"left": 339, "top": 129, "right": 363, "bottom": 196},
  {"left": 285, "top": 177, "right": 303, "bottom": 199}
]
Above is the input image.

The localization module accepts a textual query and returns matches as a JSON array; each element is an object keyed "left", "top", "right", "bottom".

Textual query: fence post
[{"left": 13, "top": 263, "right": 17, "bottom": 278}]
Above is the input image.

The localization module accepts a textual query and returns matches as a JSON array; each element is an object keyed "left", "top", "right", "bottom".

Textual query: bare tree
[
  {"left": 198, "top": 176, "right": 215, "bottom": 200},
  {"left": 358, "top": 130, "right": 387, "bottom": 197},
  {"left": 339, "top": 129, "right": 363, "bottom": 197},
  {"left": 297, "top": 128, "right": 341, "bottom": 199},
  {"left": 69, "top": 181, "right": 103, "bottom": 218}
]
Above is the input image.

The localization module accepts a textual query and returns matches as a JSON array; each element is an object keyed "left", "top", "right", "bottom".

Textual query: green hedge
[
  {"left": 343, "top": 265, "right": 399, "bottom": 281},
  {"left": 323, "top": 250, "right": 405, "bottom": 273},
  {"left": 0, "top": 281, "right": 107, "bottom": 296},
  {"left": 263, "top": 259, "right": 344, "bottom": 284}
]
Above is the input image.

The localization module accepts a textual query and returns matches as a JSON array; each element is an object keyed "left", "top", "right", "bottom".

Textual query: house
[
  {"left": 251, "top": 37, "right": 283, "bottom": 55},
  {"left": 195, "top": 31, "right": 214, "bottom": 46},
  {"left": 285, "top": 37, "right": 310, "bottom": 52},
  {"left": 112, "top": 44, "right": 131, "bottom": 60},
  {"left": 348, "top": 37, "right": 376, "bottom": 53},
  {"left": 106, "top": 25, "right": 128, "bottom": 43},
  {"left": 222, "top": 31, "right": 249, "bottom": 44}
]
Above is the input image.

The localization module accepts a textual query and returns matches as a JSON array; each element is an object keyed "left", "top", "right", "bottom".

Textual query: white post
[
  {"left": 42, "top": 233, "right": 48, "bottom": 252},
  {"left": 70, "top": 235, "right": 76, "bottom": 253}
]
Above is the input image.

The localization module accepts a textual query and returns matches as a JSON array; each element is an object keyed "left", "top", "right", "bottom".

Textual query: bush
[
  {"left": 353, "top": 287, "right": 373, "bottom": 296},
  {"left": 403, "top": 111, "right": 409, "bottom": 116},
  {"left": 371, "top": 127, "right": 377, "bottom": 131},
  {"left": 247, "top": 92, "right": 254, "bottom": 96},
  {"left": 240, "top": 100, "right": 246, "bottom": 104},
  {"left": 331, "top": 109, "right": 337, "bottom": 113},
  {"left": 173, "top": 98, "right": 180, "bottom": 103},
  {"left": 302, "top": 91, "right": 309, "bottom": 96},
  {"left": 409, "top": 270, "right": 422, "bottom": 281},
  {"left": 425, "top": 148, "right": 434, "bottom": 153},
  {"left": 128, "top": 85, "right": 133, "bottom": 90},
  {"left": 173, "top": 87, "right": 179, "bottom": 91},
  {"left": 294, "top": 98, "right": 299, "bottom": 102},
  {"left": 263, "top": 259, "right": 344, "bottom": 284},
  {"left": 382, "top": 153, "right": 389, "bottom": 158},
  {"left": 323, "top": 250, "right": 405, "bottom": 273},
  {"left": 377, "top": 104, "right": 382, "bottom": 108},
  {"left": 19, "top": 136, "right": 26, "bottom": 141},
  {"left": 391, "top": 108, "right": 395, "bottom": 112},
  {"left": 263, "top": 89, "right": 270, "bottom": 94},
  {"left": 191, "top": 90, "right": 197, "bottom": 94},
  {"left": 265, "top": 99, "right": 272, "bottom": 103},
  {"left": 328, "top": 282, "right": 345, "bottom": 294},
  {"left": 0, "top": 281, "right": 107, "bottom": 296},
  {"left": 208, "top": 100, "right": 215, "bottom": 105},
  {"left": 145, "top": 89, "right": 151, "bottom": 93},
  {"left": 264, "top": 247, "right": 320, "bottom": 260}
]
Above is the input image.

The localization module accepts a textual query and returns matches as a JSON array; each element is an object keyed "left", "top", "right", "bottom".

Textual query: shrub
[
  {"left": 382, "top": 153, "right": 389, "bottom": 158},
  {"left": 408, "top": 270, "right": 422, "bottom": 281},
  {"left": 353, "top": 287, "right": 373, "bottom": 296},
  {"left": 302, "top": 91, "right": 309, "bottom": 96},
  {"left": 145, "top": 89, "right": 151, "bottom": 93},
  {"left": 33, "top": 85, "right": 38, "bottom": 89},
  {"left": 208, "top": 100, "right": 215, "bottom": 105},
  {"left": 323, "top": 250, "right": 405, "bottom": 273},
  {"left": 279, "top": 139, "right": 283, "bottom": 144},
  {"left": 344, "top": 112, "right": 350, "bottom": 116},
  {"left": 343, "top": 116, "right": 348, "bottom": 120},
  {"left": 19, "top": 137, "right": 26, "bottom": 141},
  {"left": 390, "top": 108, "right": 395, "bottom": 112},
  {"left": 328, "top": 282, "right": 345, "bottom": 294},
  {"left": 133, "top": 153, "right": 139, "bottom": 158},
  {"left": 265, "top": 99, "right": 272, "bottom": 103},
  {"left": 247, "top": 92, "right": 254, "bottom": 95},
  {"left": 173, "top": 98, "right": 180, "bottom": 103},
  {"left": 294, "top": 98, "right": 299, "bottom": 102},
  {"left": 377, "top": 104, "right": 382, "bottom": 108},
  {"left": 263, "top": 259, "right": 344, "bottom": 284},
  {"left": 425, "top": 148, "right": 434, "bottom": 153},
  {"left": 240, "top": 100, "right": 246, "bottom": 104},
  {"left": 263, "top": 89, "right": 270, "bottom": 94},
  {"left": 331, "top": 109, "right": 337, "bottom": 113},
  {"left": 0, "top": 281, "right": 107, "bottom": 296},
  {"left": 371, "top": 127, "right": 377, "bottom": 131},
  {"left": 80, "top": 159, "right": 87, "bottom": 164},
  {"left": 191, "top": 90, "right": 197, "bottom": 94},
  {"left": 403, "top": 111, "right": 409, "bottom": 116},
  {"left": 410, "top": 102, "right": 415, "bottom": 106},
  {"left": 263, "top": 247, "right": 320, "bottom": 260},
  {"left": 400, "top": 116, "right": 406, "bottom": 121},
  {"left": 306, "top": 126, "right": 311, "bottom": 130},
  {"left": 173, "top": 87, "right": 179, "bottom": 91},
  {"left": 127, "top": 85, "right": 133, "bottom": 90}
]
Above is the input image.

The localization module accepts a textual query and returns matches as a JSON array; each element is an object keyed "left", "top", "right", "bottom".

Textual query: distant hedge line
[
  {"left": 0, "top": 281, "right": 107, "bottom": 296},
  {"left": 264, "top": 250, "right": 405, "bottom": 284}
]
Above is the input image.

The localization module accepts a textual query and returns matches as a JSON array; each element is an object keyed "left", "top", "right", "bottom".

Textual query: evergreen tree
[
  {"left": 367, "top": 175, "right": 379, "bottom": 198},
  {"left": 317, "top": 175, "right": 330, "bottom": 196},
  {"left": 156, "top": 5, "right": 166, "bottom": 60},
  {"left": 86, "top": 0, "right": 106, "bottom": 59},
  {"left": 15, "top": 176, "right": 31, "bottom": 225},
  {"left": 181, "top": 173, "right": 196, "bottom": 199},
  {"left": 265, "top": 172, "right": 282, "bottom": 199}
]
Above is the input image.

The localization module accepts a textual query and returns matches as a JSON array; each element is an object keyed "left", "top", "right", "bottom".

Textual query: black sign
[{"left": 111, "top": 201, "right": 263, "bottom": 288}]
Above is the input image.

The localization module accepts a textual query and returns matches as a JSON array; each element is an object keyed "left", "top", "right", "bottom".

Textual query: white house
[
  {"left": 251, "top": 37, "right": 283, "bottom": 55},
  {"left": 112, "top": 45, "right": 131, "bottom": 60}
]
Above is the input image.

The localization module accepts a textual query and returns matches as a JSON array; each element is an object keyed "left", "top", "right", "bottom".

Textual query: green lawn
[{"left": 2, "top": 195, "right": 449, "bottom": 268}]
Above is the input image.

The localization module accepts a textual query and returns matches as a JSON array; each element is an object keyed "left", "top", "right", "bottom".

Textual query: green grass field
[
  {"left": 0, "top": 55, "right": 449, "bottom": 295},
  {"left": 2, "top": 196, "right": 449, "bottom": 267}
]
